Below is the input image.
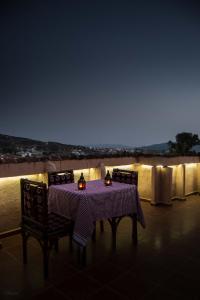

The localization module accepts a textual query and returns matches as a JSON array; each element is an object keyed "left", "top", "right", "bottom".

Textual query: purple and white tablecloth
[{"left": 48, "top": 180, "right": 145, "bottom": 246}]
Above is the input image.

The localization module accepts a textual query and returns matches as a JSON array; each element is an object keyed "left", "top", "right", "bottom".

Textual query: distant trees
[
  {"left": 168, "top": 132, "right": 200, "bottom": 154},
  {"left": 1, "top": 144, "right": 17, "bottom": 154}
]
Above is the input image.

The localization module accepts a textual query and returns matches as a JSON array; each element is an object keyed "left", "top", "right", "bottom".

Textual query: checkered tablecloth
[{"left": 48, "top": 180, "right": 145, "bottom": 246}]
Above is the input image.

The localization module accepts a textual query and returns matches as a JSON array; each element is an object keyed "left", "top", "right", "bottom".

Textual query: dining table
[{"left": 48, "top": 179, "right": 145, "bottom": 247}]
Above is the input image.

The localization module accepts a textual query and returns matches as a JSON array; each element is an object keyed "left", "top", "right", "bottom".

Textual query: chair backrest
[
  {"left": 48, "top": 170, "right": 74, "bottom": 186},
  {"left": 112, "top": 169, "right": 138, "bottom": 186},
  {"left": 21, "top": 178, "right": 48, "bottom": 228}
]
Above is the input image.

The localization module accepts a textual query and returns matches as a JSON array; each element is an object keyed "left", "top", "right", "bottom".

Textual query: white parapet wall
[
  {"left": 185, "top": 163, "right": 198, "bottom": 195},
  {"left": 171, "top": 165, "right": 186, "bottom": 200},
  {"left": 0, "top": 173, "right": 48, "bottom": 234},
  {"left": 0, "top": 156, "right": 200, "bottom": 233},
  {"left": 136, "top": 164, "right": 152, "bottom": 201}
]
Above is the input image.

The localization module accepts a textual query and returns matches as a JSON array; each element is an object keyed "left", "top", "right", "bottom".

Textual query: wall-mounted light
[{"left": 142, "top": 165, "right": 153, "bottom": 169}]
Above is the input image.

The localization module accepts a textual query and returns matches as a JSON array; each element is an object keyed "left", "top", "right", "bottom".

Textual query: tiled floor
[{"left": 1, "top": 195, "right": 200, "bottom": 299}]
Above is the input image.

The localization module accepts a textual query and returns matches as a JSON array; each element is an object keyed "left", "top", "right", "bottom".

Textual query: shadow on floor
[{"left": 1, "top": 195, "right": 200, "bottom": 299}]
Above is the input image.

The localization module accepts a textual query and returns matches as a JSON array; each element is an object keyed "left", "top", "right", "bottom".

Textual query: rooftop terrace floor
[{"left": 1, "top": 195, "right": 200, "bottom": 299}]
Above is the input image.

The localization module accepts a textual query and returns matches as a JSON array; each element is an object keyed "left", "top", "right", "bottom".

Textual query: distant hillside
[
  {"left": 0, "top": 134, "right": 88, "bottom": 153},
  {"left": 135, "top": 142, "right": 169, "bottom": 153},
  {"left": 0, "top": 133, "right": 174, "bottom": 164},
  {"left": 0, "top": 133, "right": 136, "bottom": 163},
  {"left": 0, "top": 133, "right": 95, "bottom": 163}
]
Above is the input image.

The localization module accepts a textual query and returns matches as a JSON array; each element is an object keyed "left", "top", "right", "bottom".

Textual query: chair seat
[
  {"left": 47, "top": 212, "right": 73, "bottom": 234},
  {"left": 22, "top": 212, "right": 73, "bottom": 237}
]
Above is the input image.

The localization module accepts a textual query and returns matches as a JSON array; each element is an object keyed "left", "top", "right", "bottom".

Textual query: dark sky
[{"left": 1, "top": 0, "right": 200, "bottom": 147}]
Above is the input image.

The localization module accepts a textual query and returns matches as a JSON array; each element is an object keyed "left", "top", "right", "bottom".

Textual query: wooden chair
[
  {"left": 20, "top": 178, "right": 74, "bottom": 279},
  {"left": 112, "top": 168, "right": 138, "bottom": 185},
  {"left": 48, "top": 169, "right": 74, "bottom": 186},
  {"left": 108, "top": 169, "right": 138, "bottom": 249}
]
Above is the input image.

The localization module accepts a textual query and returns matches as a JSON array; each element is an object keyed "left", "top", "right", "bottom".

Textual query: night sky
[{"left": 1, "top": 0, "right": 200, "bottom": 147}]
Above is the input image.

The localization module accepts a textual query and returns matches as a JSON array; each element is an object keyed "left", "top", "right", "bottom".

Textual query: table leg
[
  {"left": 132, "top": 214, "right": 138, "bottom": 245},
  {"left": 78, "top": 245, "right": 86, "bottom": 267},
  {"left": 100, "top": 220, "right": 104, "bottom": 232},
  {"left": 92, "top": 222, "right": 96, "bottom": 242}
]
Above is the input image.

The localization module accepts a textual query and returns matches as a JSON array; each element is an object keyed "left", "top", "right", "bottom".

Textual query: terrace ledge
[{"left": 0, "top": 155, "right": 200, "bottom": 178}]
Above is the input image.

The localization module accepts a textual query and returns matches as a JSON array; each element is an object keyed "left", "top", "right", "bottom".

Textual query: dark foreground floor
[{"left": 1, "top": 195, "right": 200, "bottom": 300}]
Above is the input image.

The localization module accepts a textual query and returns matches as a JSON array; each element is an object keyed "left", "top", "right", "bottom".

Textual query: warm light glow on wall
[
  {"left": 0, "top": 173, "right": 47, "bottom": 184},
  {"left": 0, "top": 173, "right": 48, "bottom": 232},
  {"left": 156, "top": 165, "right": 163, "bottom": 168},
  {"left": 185, "top": 163, "right": 197, "bottom": 168},
  {"left": 105, "top": 164, "right": 133, "bottom": 175},
  {"left": 169, "top": 164, "right": 184, "bottom": 172},
  {"left": 139, "top": 164, "right": 152, "bottom": 200},
  {"left": 142, "top": 164, "right": 153, "bottom": 169},
  {"left": 56, "top": 172, "right": 66, "bottom": 175},
  {"left": 73, "top": 168, "right": 100, "bottom": 182}
]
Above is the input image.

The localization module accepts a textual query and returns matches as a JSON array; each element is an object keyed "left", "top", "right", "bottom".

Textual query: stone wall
[
  {"left": 185, "top": 164, "right": 198, "bottom": 195},
  {"left": 0, "top": 173, "right": 48, "bottom": 233},
  {"left": 171, "top": 165, "right": 185, "bottom": 199},
  {"left": 135, "top": 165, "right": 152, "bottom": 201},
  {"left": 0, "top": 156, "right": 200, "bottom": 233}
]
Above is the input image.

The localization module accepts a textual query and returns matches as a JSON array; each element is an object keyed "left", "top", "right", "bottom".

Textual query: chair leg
[
  {"left": 69, "top": 231, "right": 73, "bottom": 252},
  {"left": 54, "top": 239, "right": 59, "bottom": 252},
  {"left": 68, "top": 222, "right": 74, "bottom": 252},
  {"left": 78, "top": 245, "right": 86, "bottom": 267},
  {"left": 100, "top": 220, "right": 104, "bottom": 232},
  {"left": 92, "top": 222, "right": 96, "bottom": 242},
  {"left": 42, "top": 239, "right": 49, "bottom": 279},
  {"left": 22, "top": 231, "right": 28, "bottom": 264},
  {"left": 111, "top": 218, "right": 117, "bottom": 251},
  {"left": 132, "top": 214, "right": 138, "bottom": 245}
]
